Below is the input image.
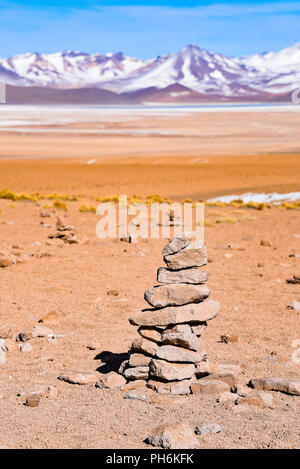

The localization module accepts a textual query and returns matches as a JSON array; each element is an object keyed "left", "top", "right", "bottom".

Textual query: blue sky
[{"left": 0, "top": 1, "right": 299, "bottom": 58}]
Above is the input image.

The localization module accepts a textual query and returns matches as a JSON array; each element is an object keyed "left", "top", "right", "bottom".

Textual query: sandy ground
[
  {"left": 0, "top": 107, "right": 299, "bottom": 449},
  {"left": 0, "top": 201, "right": 299, "bottom": 449}
]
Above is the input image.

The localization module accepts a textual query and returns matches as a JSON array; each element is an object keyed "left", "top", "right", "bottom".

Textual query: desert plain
[{"left": 0, "top": 104, "right": 299, "bottom": 449}]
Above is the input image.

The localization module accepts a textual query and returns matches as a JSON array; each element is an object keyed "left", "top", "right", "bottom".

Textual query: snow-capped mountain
[
  {"left": 0, "top": 44, "right": 299, "bottom": 99},
  {"left": 0, "top": 50, "right": 145, "bottom": 88}
]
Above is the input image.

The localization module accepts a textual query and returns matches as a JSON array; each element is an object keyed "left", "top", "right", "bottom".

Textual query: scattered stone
[
  {"left": 38, "top": 311, "right": 59, "bottom": 325},
  {"left": 204, "top": 372, "right": 236, "bottom": 388},
  {"left": 86, "top": 341, "right": 102, "bottom": 350},
  {"left": 164, "top": 243, "right": 207, "bottom": 270},
  {"left": 96, "top": 371, "right": 126, "bottom": 389},
  {"left": 32, "top": 325, "right": 53, "bottom": 338},
  {"left": 288, "top": 301, "right": 300, "bottom": 311},
  {"left": 147, "top": 423, "right": 200, "bottom": 449},
  {"left": 191, "top": 379, "right": 230, "bottom": 394},
  {"left": 39, "top": 209, "right": 51, "bottom": 218},
  {"left": 144, "top": 284, "right": 210, "bottom": 308},
  {"left": 233, "top": 385, "right": 251, "bottom": 397},
  {"left": 130, "top": 300, "right": 220, "bottom": 327},
  {"left": 260, "top": 240, "right": 272, "bottom": 247},
  {"left": 122, "top": 380, "right": 147, "bottom": 392},
  {"left": 124, "top": 366, "right": 149, "bottom": 380},
  {"left": 4, "top": 338, "right": 18, "bottom": 352},
  {"left": 286, "top": 275, "right": 300, "bottom": 285},
  {"left": 0, "top": 256, "right": 14, "bottom": 268},
  {"left": 216, "top": 363, "right": 243, "bottom": 377},
  {"left": 124, "top": 390, "right": 146, "bottom": 401},
  {"left": 221, "top": 333, "right": 238, "bottom": 344},
  {"left": 59, "top": 369, "right": 99, "bottom": 385},
  {"left": 249, "top": 376, "right": 300, "bottom": 396},
  {"left": 0, "top": 344, "right": 6, "bottom": 364},
  {"left": 19, "top": 342, "right": 33, "bottom": 353},
  {"left": 157, "top": 267, "right": 208, "bottom": 285},
  {"left": 107, "top": 290, "right": 119, "bottom": 296},
  {"left": 194, "top": 423, "right": 221, "bottom": 435},
  {"left": 16, "top": 332, "right": 31, "bottom": 343},
  {"left": 156, "top": 344, "right": 207, "bottom": 364},
  {"left": 235, "top": 391, "right": 274, "bottom": 409},
  {"left": 217, "top": 391, "right": 237, "bottom": 403},
  {"left": 149, "top": 359, "right": 195, "bottom": 381},
  {"left": 0, "top": 325, "right": 12, "bottom": 339},
  {"left": 27, "top": 385, "right": 58, "bottom": 399},
  {"left": 25, "top": 394, "right": 40, "bottom": 407}
]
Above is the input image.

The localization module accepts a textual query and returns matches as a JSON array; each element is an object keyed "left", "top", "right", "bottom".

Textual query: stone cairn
[{"left": 120, "top": 236, "right": 220, "bottom": 395}]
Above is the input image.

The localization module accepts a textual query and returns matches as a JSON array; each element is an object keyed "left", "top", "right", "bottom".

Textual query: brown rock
[
  {"left": 0, "top": 256, "right": 13, "bottom": 268},
  {"left": 164, "top": 242, "right": 207, "bottom": 270},
  {"left": 147, "top": 379, "right": 192, "bottom": 395},
  {"left": 138, "top": 327, "right": 161, "bottom": 343},
  {"left": 131, "top": 338, "right": 159, "bottom": 357},
  {"left": 236, "top": 391, "right": 274, "bottom": 409},
  {"left": 130, "top": 300, "right": 220, "bottom": 327},
  {"left": 96, "top": 371, "right": 126, "bottom": 389},
  {"left": 216, "top": 363, "right": 243, "bottom": 377},
  {"left": 27, "top": 385, "right": 58, "bottom": 399},
  {"left": 161, "top": 325, "right": 200, "bottom": 351},
  {"left": 147, "top": 422, "right": 200, "bottom": 449},
  {"left": 144, "top": 284, "right": 210, "bottom": 308},
  {"left": 204, "top": 372, "right": 236, "bottom": 388},
  {"left": 107, "top": 290, "right": 119, "bottom": 296},
  {"left": 38, "top": 311, "right": 59, "bottom": 325},
  {"left": 157, "top": 267, "right": 208, "bottom": 285},
  {"left": 249, "top": 376, "right": 300, "bottom": 396},
  {"left": 4, "top": 338, "right": 18, "bottom": 352},
  {"left": 122, "top": 380, "right": 147, "bottom": 392},
  {"left": 129, "top": 353, "right": 152, "bottom": 367},
  {"left": 221, "top": 334, "right": 238, "bottom": 344},
  {"left": 149, "top": 359, "right": 195, "bottom": 381},
  {"left": 161, "top": 236, "right": 190, "bottom": 257},
  {"left": 32, "top": 325, "right": 53, "bottom": 338},
  {"left": 124, "top": 390, "right": 146, "bottom": 402},
  {"left": 0, "top": 325, "right": 13, "bottom": 339},
  {"left": 25, "top": 394, "right": 40, "bottom": 407},
  {"left": 195, "top": 361, "right": 212, "bottom": 378},
  {"left": 260, "top": 240, "right": 272, "bottom": 247},
  {"left": 124, "top": 366, "right": 149, "bottom": 380},
  {"left": 59, "top": 369, "right": 98, "bottom": 385},
  {"left": 156, "top": 344, "right": 207, "bottom": 364},
  {"left": 191, "top": 379, "right": 230, "bottom": 394}
]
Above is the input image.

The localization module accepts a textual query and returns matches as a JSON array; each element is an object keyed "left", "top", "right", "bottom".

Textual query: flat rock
[
  {"left": 59, "top": 369, "right": 98, "bottom": 385},
  {"left": 204, "top": 372, "right": 237, "bottom": 388},
  {"left": 138, "top": 327, "right": 161, "bottom": 343},
  {"left": 38, "top": 311, "right": 59, "bottom": 325},
  {"left": 25, "top": 394, "right": 40, "bottom": 407},
  {"left": 161, "top": 326, "right": 200, "bottom": 351},
  {"left": 32, "top": 325, "right": 53, "bottom": 338},
  {"left": 161, "top": 236, "right": 190, "bottom": 257},
  {"left": 289, "top": 301, "right": 300, "bottom": 311},
  {"left": 124, "top": 366, "right": 149, "bottom": 380},
  {"left": 131, "top": 338, "right": 159, "bottom": 356},
  {"left": 124, "top": 390, "right": 146, "bottom": 401},
  {"left": 129, "top": 353, "right": 152, "bottom": 367},
  {"left": 217, "top": 391, "right": 237, "bottom": 403},
  {"left": 27, "top": 385, "right": 58, "bottom": 399},
  {"left": 149, "top": 359, "right": 195, "bottom": 381},
  {"left": 156, "top": 344, "right": 207, "bottom": 364},
  {"left": 147, "top": 422, "right": 200, "bottom": 449},
  {"left": 145, "top": 284, "right": 210, "bottom": 308},
  {"left": 147, "top": 379, "right": 192, "bottom": 395},
  {"left": 235, "top": 391, "right": 274, "bottom": 409},
  {"left": 195, "top": 423, "right": 221, "bottom": 435},
  {"left": 191, "top": 379, "right": 230, "bottom": 394},
  {"left": 195, "top": 361, "right": 212, "bottom": 378},
  {"left": 96, "top": 371, "right": 126, "bottom": 389},
  {"left": 221, "top": 333, "right": 238, "bottom": 344},
  {"left": 122, "top": 380, "right": 147, "bottom": 392},
  {"left": 249, "top": 376, "right": 300, "bottom": 396},
  {"left": 164, "top": 243, "right": 207, "bottom": 270},
  {"left": 19, "top": 342, "right": 33, "bottom": 353},
  {"left": 157, "top": 267, "right": 208, "bottom": 285},
  {"left": 130, "top": 300, "right": 220, "bottom": 327}
]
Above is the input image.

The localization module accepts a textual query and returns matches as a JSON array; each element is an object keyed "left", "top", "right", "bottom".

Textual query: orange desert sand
[{"left": 0, "top": 106, "right": 299, "bottom": 448}]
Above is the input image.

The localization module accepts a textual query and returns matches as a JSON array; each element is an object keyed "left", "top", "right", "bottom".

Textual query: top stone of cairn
[{"left": 163, "top": 237, "right": 207, "bottom": 270}]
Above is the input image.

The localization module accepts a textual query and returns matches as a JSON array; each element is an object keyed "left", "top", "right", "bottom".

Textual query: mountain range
[{"left": 1, "top": 44, "right": 299, "bottom": 103}]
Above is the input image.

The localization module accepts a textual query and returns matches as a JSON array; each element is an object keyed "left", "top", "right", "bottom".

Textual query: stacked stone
[{"left": 121, "top": 236, "right": 220, "bottom": 395}]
